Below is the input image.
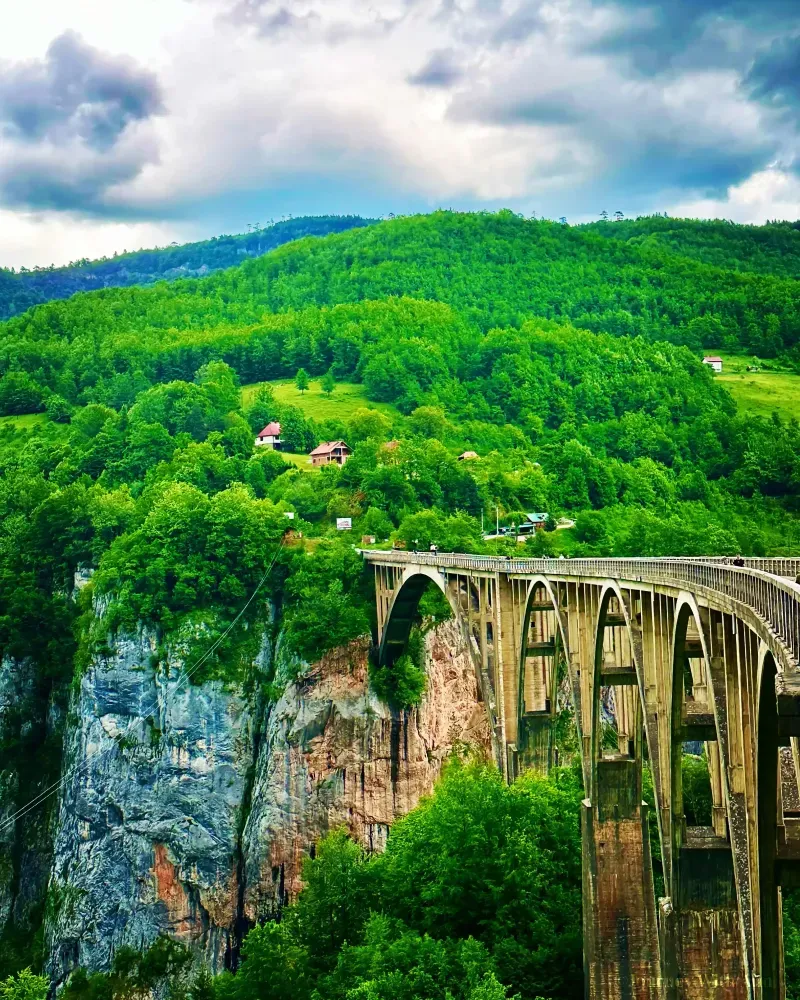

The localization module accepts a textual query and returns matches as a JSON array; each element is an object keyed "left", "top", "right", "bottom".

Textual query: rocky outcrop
[
  {"left": 241, "top": 620, "right": 490, "bottom": 919},
  {"left": 0, "top": 655, "right": 26, "bottom": 932},
  {"left": 46, "top": 631, "right": 262, "bottom": 984},
  {"left": 45, "top": 619, "right": 488, "bottom": 980},
  {"left": 0, "top": 655, "right": 54, "bottom": 942}
]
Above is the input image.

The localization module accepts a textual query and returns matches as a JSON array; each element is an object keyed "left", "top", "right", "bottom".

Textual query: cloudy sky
[{"left": 1, "top": 0, "right": 799, "bottom": 267}]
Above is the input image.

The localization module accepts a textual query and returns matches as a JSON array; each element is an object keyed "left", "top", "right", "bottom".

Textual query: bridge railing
[{"left": 362, "top": 551, "right": 800, "bottom": 668}]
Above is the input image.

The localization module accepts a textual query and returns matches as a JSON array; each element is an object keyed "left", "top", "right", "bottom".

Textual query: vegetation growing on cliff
[
  {"left": 271, "top": 754, "right": 581, "bottom": 999},
  {"left": 2, "top": 210, "right": 800, "bottom": 985}
]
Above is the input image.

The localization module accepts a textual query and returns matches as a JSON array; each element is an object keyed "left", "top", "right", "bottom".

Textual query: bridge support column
[
  {"left": 496, "top": 573, "right": 519, "bottom": 779},
  {"left": 516, "top": 713, "right": 555, "bottom": 775},
  {"left": 660, "top": 841, "right": 746, "bottom": 1000},
  {"left": 583, "top": 759, "right": 661, "bottom": 1000}
]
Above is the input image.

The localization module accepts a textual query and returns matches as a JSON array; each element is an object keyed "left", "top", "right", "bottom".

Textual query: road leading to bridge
[{"left": 363, "top": 550, "right": 800, "bottom": 1000}]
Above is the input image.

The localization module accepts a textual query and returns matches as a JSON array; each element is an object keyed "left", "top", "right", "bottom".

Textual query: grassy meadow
[
  {"left": 0, "top": 412, "right": 49, "bottom": 430},
  {"left": 709, "top": 352, "right": 800, "bottom": 422},
  {"left": 241, "top": 378, "right": 397, "bottom": 422}
]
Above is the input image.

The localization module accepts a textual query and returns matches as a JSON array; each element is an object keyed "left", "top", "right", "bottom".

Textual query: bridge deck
[{"left": 363, "top": 550, "right": 800, "bottom": 668}]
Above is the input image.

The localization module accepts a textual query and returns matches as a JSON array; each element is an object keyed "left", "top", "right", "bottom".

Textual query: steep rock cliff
[
  {"left": 0, "top": 654, "right": 57, "bottom": 953},
  {"left": 0, "top": 655, "right": 26, "bottom": 933},
  {"left": 44, "top": 619, "right": 488, "bottom": 980},
  {"left": 46, "top": 631, "right": 262, "bottom": 984},
  {"left": 241, "top": 619, "right": 490, "bottom": 919}
]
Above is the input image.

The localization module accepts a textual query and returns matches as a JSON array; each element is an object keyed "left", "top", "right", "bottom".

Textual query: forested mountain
[
  {"left": 3, "top": 211, "right": 798, "bottom": 370},
  {"left": 0, "top": 215, "right": 375, "bottom": 320},
  {"left": 2, "top": 209, "right": 800, "bottom": 1000},
  {"left": 582, "top": 214, "right": 800, "bottom": 280}
]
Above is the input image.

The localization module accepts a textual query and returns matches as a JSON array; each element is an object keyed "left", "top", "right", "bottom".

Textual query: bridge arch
[
  {"left": 377, "top": 565, "right": 455, "bottom": 668},
  {"left": 589, "top": 581, "right": 645, "bottom": 771},
  {"left": 669, "top": 595, "right": 717, "bottom": 861},
  {"left": 515, "top": 576, "right": 574, "bottom": 774}
]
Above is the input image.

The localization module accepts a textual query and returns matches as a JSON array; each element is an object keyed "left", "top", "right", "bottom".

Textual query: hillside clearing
[
  {"left": 703, "top": 351, "right": 800, "bottom": 422},
  {"left": 719, "top": 371, "right": 800, "bottom": 422},
  {"left": 0, "top": 412, "right": 49, "bottom": 430},
  {"left": 280, "top": 451, "right": 317, "bottom": 469},
  {"left": 242, "top": 379, "right": 397, "bottom": 422}
]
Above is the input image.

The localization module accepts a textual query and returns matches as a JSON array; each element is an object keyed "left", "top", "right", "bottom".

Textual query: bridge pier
[
  {"left": 583, "top": 760, "right": 661, "bottom": 1000},
  {"left": 665, "top": 839, "right": 746, "bottom": 1000}
]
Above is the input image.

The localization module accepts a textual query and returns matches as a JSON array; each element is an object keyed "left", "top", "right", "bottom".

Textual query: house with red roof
[
  {"left": 255, "top": 422, "right": 282, "bottom": 449},
  {"left": 702, "top": 356, "right": 723, "bottom": 373}
]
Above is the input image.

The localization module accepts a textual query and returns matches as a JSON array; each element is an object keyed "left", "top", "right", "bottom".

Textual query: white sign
[
  {"left": 336, "top": 517, "right": 352, "bottom": 531},
  {"left": 283, "top": 511, "right": 295, "bottom": 520}
]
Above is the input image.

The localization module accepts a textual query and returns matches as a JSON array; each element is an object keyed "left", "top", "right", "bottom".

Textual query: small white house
[
  {"left": 255, "top": 422, "right": 282, "bottom": 448},
  {"left": 703, "top": 356, "right": 723, "bottom": 374}
]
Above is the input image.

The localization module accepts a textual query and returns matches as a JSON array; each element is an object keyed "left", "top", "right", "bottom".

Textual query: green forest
[
  {"left": 2, "top": 210, "right": 800, "bottom": 998},
  {"left": 0, "top": 216, "right": 375, "bottom": 321}
]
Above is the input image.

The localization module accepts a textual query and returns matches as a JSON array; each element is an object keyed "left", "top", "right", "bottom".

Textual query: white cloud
[
  {"left": 668, "top": 168, "right": 800, "bottom": 224},
  {"left": 0, "top": 209, "right": 190, "bottom": 269},
  {"left": 0, "top": 0, "right": 799, "bottom": 267},
  {"left": 0, "top": 0, "right": 193, "bottom": 65}
]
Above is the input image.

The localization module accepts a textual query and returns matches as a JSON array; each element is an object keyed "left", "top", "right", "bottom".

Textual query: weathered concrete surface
[
  {"left": 670, "top": 842, "right": 746, "bottom": 999},
  {"left": 582, "top": 760, "right": 661, "bottom": 1000},
  {"left": 45, "top": 630, "right": 261, "bottom": 983},
  {"left": 241, "top": 620, "right": 490, "bottom": 919}
]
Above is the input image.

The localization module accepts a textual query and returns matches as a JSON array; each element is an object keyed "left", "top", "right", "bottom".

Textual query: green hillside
[
  {"left": 581, "top": 215, "right": 800, "bottom": 279},
  {"left": 0, "top": 209, "right": 798, "bottom": 563},
  {"left": 0, "top": 214, "right": 376, "bottom": 321},
  {"left": 1, "top": 213, "right": 798, "bottom": 411}
]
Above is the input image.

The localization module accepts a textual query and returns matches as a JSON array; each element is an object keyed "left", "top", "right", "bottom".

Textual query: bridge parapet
[{"left": 363, "top": 549, "right": 800, "bottom": 999}]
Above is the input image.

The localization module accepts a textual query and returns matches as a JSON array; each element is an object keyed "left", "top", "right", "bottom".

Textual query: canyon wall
[
  {"left": 45, "top": 630, "right": 260, "bottom": 982},
  {"left": 242, "top": 620, "right": 490, "bottom": 918},
  {"left": 0, "top": 654, "right": 57, "bottom": 958},
  {"left": 38, "top": 620, "right": 488, "bottom": 982}
]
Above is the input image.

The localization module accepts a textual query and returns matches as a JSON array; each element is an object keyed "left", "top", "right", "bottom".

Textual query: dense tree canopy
[
  {"left": 2, "top": 209, "right": 800, "bottom": 986},
  {"left": 216, "top": 759, "right": 584, "bottom": 1000},
  {"left": 0, "top": 216, "right": 375, "bottom": 321}
]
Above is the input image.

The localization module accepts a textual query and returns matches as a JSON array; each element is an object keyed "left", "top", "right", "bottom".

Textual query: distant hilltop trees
[{"left": 0, "top": 215, "right": 376, "bottom": 321}]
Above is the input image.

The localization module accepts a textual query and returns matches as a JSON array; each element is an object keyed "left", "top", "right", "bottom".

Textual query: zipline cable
[{"left": 0, "top": 534, "right": 287, "bottom": 836}]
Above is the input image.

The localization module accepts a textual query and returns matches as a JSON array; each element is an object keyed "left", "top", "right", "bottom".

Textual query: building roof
[
  {"left": 309, "top": 440, "right": 351, "bottom": 457},
  {"left": 525, "top": 512, "right": 549, "bottom": 524},
  {"left": 458, "top": 450, "right": 479, "bottom": 460},
  {"left": 703, "top": 356, "right": 723, "bottom": 363},
  {"left": 257, "top": 422, "right": 281, "bottom": 437}
]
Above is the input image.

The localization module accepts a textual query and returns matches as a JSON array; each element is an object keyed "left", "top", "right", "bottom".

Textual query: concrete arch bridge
[{"left": 363, "top": 550, "right": 800, "bottom": 1000}]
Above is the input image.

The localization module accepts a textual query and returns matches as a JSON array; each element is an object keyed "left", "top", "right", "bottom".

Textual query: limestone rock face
[
  {"left": 44, "top": 619, "right": 488, "bottom": 979},
  {"left": 46, "top": 631, "right": 259, "bottom": 984},
  {"left": 241, "top": 620, "right": 490, "bottom": 919},
  {"left": 0, "top": 655, "right": 52, "bottom": 941},
  {"left": 0, "top": 655, "right": 28, "bottom": 933}
]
